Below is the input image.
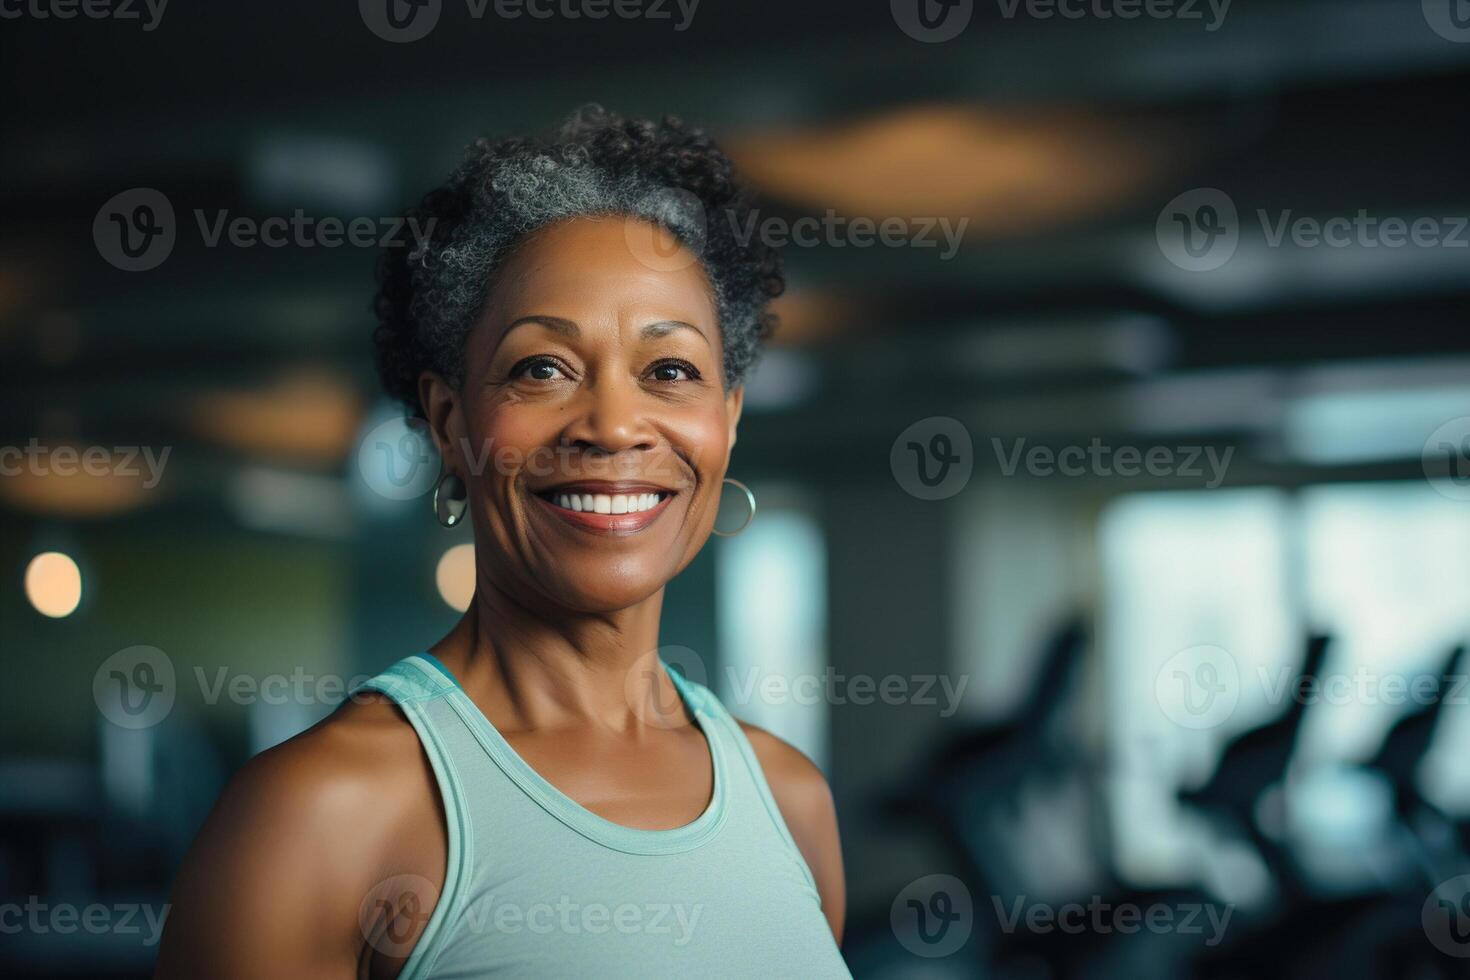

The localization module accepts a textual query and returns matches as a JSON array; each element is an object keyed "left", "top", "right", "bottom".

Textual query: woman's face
[{"left": 421, "top": 215, "right": 743, "bottom": 614}]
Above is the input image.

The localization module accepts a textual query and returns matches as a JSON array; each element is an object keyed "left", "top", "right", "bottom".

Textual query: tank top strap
[
  {"left": 663, "top": 663, "right": 822, "bottom": 902},
  {"left": 352, "top": 652, "right": 462, "bottom": 703},
  {"left": 348, "top": 654, "right": 477, "bottom": 980}
]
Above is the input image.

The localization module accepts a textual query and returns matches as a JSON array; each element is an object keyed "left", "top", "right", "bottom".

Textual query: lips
[{"left": 530, "top": 480, "right": 678, "bottom": 535}]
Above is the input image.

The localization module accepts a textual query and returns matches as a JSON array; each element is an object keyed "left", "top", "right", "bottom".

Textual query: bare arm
[
  {"left": 740, "top": 722, "right": 846, "bottom": 944},
  {"left": 155, "top": 698, "right": 444, "bottom": 980}
]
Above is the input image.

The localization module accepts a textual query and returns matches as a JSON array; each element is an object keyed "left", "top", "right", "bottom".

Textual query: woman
[{"left": 155, "top": 106, "right": 849, "bottom": 978}]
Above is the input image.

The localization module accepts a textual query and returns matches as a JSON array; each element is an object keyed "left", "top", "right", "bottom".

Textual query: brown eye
[
  {"left": 649, "top": 360, "right": 700, "bottom": 383},
  {"left": 510, "top": 356, "right": 568, "bottom": 381}
]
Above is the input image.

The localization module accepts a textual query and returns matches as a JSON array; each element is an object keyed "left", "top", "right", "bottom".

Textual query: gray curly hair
[{"left": 373, "top": 105, "right": 784, "bottom": 416}]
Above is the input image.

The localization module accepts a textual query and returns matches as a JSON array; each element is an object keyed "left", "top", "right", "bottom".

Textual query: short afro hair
[{"left": 373, "top": 104, "right": 784, "bottom": 416}]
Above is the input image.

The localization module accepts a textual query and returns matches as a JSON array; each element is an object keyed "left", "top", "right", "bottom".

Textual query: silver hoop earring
[
  {"left": 712, "top": 477, "right": 756, "bottom": 537},
  {"left": 433, "top": 473, "right": 468, "bottom": 528}
]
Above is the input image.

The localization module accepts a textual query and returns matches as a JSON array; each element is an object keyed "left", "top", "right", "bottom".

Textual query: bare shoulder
[
  {"left": 737, "top": 721, "right": 846, "bottom": 942},
  {"left": 738, "top": 721, "right": 836, "bottom": 821},
  {"left": 155, "top": 693, "right": 445, "bottom": 979}
]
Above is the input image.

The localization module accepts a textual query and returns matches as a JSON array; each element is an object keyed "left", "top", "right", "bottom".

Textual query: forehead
[{"left": 485, "top": 215, "right": 718, "bottom": 330}]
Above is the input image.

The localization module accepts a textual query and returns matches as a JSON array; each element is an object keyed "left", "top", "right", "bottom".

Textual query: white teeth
[{"left": 550, "top": 491, "right": 665, "bottom": 514}]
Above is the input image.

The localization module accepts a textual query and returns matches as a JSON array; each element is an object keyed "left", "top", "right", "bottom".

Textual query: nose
[{"left": 557, "top": 375, "right": 658, "bottom": 457}]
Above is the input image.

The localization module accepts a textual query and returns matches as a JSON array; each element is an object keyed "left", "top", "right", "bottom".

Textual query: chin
[{"left": 540, "top": 570, "right": 675, "bottom": 615}]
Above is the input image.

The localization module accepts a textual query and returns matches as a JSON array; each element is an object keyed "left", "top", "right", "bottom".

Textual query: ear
[
  {"left": 725, "top": 384, "right": 744, "bottom": 456},
  {"left": 418, "top": 371, "right": 464, "bottom": 475}
]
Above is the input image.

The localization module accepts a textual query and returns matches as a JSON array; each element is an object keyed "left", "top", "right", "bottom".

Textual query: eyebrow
[{"left": 503, "top": 316, "right": 710, "bottom": 346}]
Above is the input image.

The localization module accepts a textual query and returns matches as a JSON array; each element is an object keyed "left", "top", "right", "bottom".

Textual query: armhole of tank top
[
  {"left": 681, "top": 679, "right": 823, "bottom": 904},
  {"left": 354, "top": 669, "right": 473, "bottom": 980}
]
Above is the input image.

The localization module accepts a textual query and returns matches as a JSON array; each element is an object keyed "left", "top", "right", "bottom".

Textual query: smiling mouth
[{"left": 531, "top": 483, "right": 677, "bottom": 535}]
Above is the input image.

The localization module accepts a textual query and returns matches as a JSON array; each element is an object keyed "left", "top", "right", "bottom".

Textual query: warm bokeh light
[
  {"left": 24, "top": 551, "right": 83, "bottom": 618},
  {"left": 0, "top": 446, "right": 160, "bottom": 517},
  {"left": 726, "top": 104, "right": 1177, "bottom": 238},
  {"left": 189, "top": 367, "right": 363, "bottom": 464},
  {"left": 435, "top": 543, "right": 476, "bottom": 612}
]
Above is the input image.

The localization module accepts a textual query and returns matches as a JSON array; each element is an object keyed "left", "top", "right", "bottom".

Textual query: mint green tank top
[{"left": 353, "top": 653, "right": 851, "bottom": 978}]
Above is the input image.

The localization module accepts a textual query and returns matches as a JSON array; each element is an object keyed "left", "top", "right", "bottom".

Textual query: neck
[{"left": 429, "top": 578, "right": 675, "bottom": 735}]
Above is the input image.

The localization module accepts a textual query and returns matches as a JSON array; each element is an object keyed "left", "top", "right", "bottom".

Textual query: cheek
[
  {"left": 460, "top": 403, "right": 552, "bottom": 489},
  {"left": 481, "top": 406, "right": 544, "bottom": 453},
  {"left": 672, "top": 403, "right": 733, "bottom": 480}
]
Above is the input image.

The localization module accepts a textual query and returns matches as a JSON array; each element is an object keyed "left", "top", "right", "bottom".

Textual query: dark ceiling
[{"left": 2, "top": 0, "right": 1467, "bottom": 492}]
